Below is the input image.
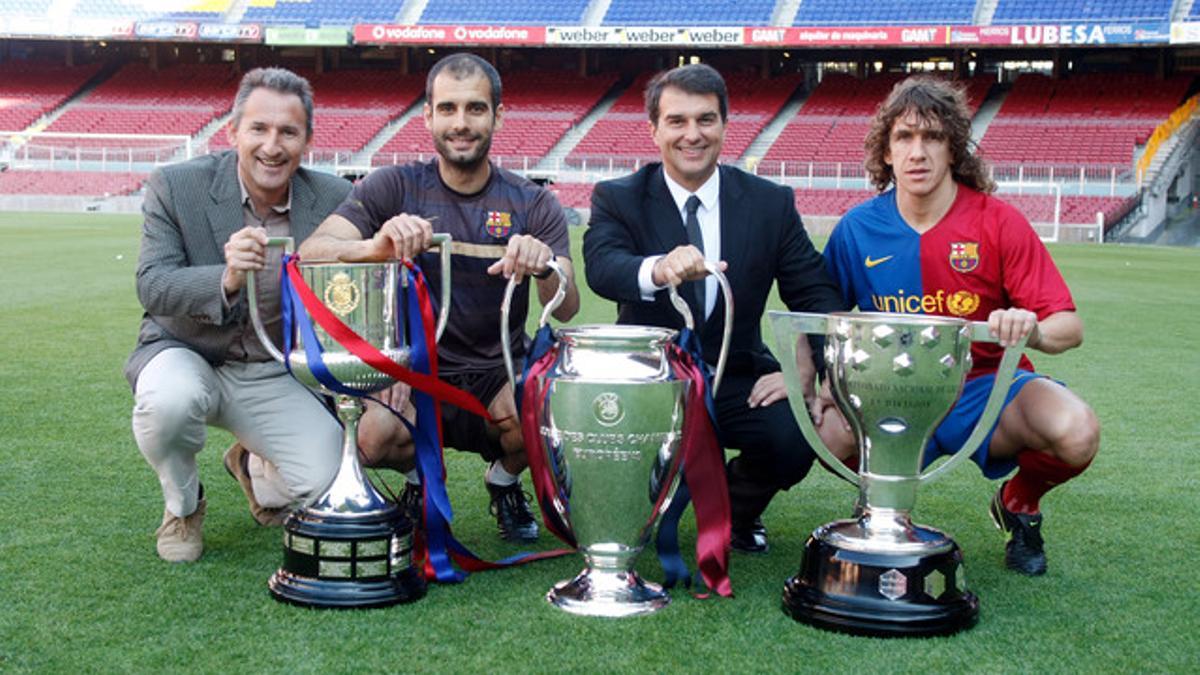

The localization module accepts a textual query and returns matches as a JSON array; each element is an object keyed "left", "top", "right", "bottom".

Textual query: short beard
[{"left": 434, "top": 134, "right": 492, "bottom": 173}]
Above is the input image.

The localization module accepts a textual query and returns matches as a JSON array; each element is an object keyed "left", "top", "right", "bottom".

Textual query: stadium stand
[
  {"left": 979, "top": 73, "right": 1193, "bottom": 171},
  {"left": 0, "top": 169, "right": 146, "bottom": 196},
  {"left": 568, "top": 71, "right": 804, "bottom": 166},
  {"left": 991, "top": 0, "right": 1173, "bottom": 23},
  {"left": 242, "top": 0, "right": 397, "bottom": 27},
  {"left": 603, "top": 0, "right": 777, "bottom": 26},
  {"left": 761, "top": 73, "right": 992, "bottom": 169},
  {"left": 554, "top": 183, "right": 1125, "bottom": 225},
  {"left": 420, "top": 0, "right": 590, "bottom": 25},
  {"left": 1000, "top": 193, "right": 1134, "bottom": 225},
  {"left": 375, "top": 71, "right": 618, "bottom": 165},
  {"left": 792, "top": 187, "right": 1132, "bottom": 225},
  {"left": 208, "top": 69, "right": 424, "bottom": 155},
  {"left": 0, "top": 60, "right": 103, "bottom": 133},
  {"left": 793, "top": 0, "right": 975, "bottom": 25},
  {"left": 1, "top": 0, "right": 1178, "bottom": 24},
  {"left": 546, "top": 182, "right": 594, "bottom": 209},
  {"left": 40, "top": 63, "right": 236, "bottom": 153},
  {"left": 0, "top": 0, "right": 50, "bottom": 16},
  {"left": 71, "top": 0, "right": 231, "bottom": 21},
  {"left": 793, "top": 188, "right": 875, "bottom": 216}
]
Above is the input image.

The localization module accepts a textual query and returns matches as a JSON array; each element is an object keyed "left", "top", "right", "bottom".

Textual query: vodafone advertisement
[
  {"left": 354, "top": 24, "right": 545, "bottom": 45},
  {"left": 745, "top": 26, "right": 948, "bottom": 46}
]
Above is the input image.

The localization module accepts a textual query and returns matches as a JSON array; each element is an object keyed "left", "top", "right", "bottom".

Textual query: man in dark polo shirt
[{"left": 298, "top": 53, "right": 580, "bottom": 542}]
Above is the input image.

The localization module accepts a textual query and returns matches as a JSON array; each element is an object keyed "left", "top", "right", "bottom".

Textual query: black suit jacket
[{"left": 583, "top": 163, "right": 842, "bottom": 377}]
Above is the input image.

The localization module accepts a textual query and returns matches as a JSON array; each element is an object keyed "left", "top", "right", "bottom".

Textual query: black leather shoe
[
  {"left": 486, "top": 481, "right": 539, "bottom": 542},
  {"left": 731, "top": 517, "right": 769, "bottom": 554}
]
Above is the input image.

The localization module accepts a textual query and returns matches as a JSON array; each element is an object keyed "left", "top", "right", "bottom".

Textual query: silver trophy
[
  {"left": 502, "top": 262, "right": 732, "bottom": 617},
  {"left": 247, "top": 234, "right": 452, "bottom": 609},
  {"left": 768, "top": 311, "right": 1026, "bottom": 637}
]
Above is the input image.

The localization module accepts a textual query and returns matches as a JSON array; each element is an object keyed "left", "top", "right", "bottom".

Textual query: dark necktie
[{"left": 684, "top": 195, "right": 705, "bottom": 321}]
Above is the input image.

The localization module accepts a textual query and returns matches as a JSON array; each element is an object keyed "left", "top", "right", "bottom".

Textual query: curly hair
[{"left": 863, "top": 76, "right": 995, "bottom": 194}]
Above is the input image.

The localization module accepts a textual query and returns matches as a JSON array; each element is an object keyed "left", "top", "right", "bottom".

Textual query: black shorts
[{"left": 440, "top": 366, "right": 509, "bottom": 462}]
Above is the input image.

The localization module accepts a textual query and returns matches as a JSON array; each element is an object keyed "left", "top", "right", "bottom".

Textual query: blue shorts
[{"left": 921, "top": 369, "right": 1050, "bottom": 479}]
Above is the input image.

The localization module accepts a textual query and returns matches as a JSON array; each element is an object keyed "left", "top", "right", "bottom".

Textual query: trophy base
[
  {"left": 268, "top": 504, "right": 427, "bottom": 610},
  {"left": 547, "top": 568, "right": 670, "bottom": 618},
  {"left": 783, "top": 522, "right": 979, "bottom": 637}
]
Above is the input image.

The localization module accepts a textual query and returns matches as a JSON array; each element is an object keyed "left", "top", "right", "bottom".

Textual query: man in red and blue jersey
[{"left": 816, "top": 77, "right": 1100, "bottom": 576}]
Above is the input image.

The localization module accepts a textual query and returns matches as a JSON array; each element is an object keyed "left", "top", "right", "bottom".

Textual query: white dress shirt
[{"left": 637, "top": 168, "right": 722, "bottom": 318}]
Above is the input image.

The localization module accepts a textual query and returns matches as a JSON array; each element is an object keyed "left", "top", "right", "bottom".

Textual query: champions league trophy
[
  {"left": 503, "top": 262, "right": 732, "bottom": 617},
  {"left": 247, "top": 235, "right": 452, "bottom": 609},
  {"left": 768, "top": 311, "right": 1026, "bottom": 637}
]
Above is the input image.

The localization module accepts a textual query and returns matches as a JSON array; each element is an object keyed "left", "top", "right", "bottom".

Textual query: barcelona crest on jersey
[
  {"left": 486, "top": 211, "right": 513, "bottom": 238},
  {"left": 948, "top": 241, "right": 980, "bottom": 273}
]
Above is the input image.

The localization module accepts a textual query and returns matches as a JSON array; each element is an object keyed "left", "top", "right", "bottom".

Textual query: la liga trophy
[
  {"left": 247, "top": 235, "right": 451, "bottom": 609},
  {"left": 768, "top": 311, "right": 1025, "bottom": 637},
  {"left": 503, "top": 262, "right": 732, "bottom": 617}
]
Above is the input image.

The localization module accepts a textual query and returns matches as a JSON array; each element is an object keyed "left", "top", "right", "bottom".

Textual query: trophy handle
[
  {"left": 246, "top": 233, "right": 452, "bottom": 364},
  {"left": 429, "top": 233, "right": 452, "bottom": 343},
  {"left": 918, "top": 322, "right": 1027, "bottom": 485},
  {"left": 769, "top": 311, "right": 860, "bottom": 486},
  {"left": 246, "top": 235, "right": 295, "bottom": 365},
  {"left": 500, "top": 259, "right": 569, "bottom": 393},
  {"left": 666, "top": 261, "right": 733, "bottom": 394}
]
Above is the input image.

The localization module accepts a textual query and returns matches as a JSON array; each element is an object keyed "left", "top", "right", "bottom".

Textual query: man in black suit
[{"left": 583, "top": 64, "right": 843, "bottom": 553}]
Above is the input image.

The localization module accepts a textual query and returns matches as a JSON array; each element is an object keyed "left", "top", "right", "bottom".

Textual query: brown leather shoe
[
  {"left": 156, "top": 498, "right": 205, "bottom": 563},
  {"left": 223, "top": 442, "right": 287, "bottom": 527}
]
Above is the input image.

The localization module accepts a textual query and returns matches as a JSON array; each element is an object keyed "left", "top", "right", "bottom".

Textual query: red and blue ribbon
[
  {"left": 517, "top": 324, "right": 577, "bottom": 547},
  {"left": 280, "top": 255, "right": 569, "bottom": 582},
  {"left": 654, "top": 327, "right": 732, "bottom": 598},
  {"left": 516, "top": 323, "right": 731, "bottom": 597}
]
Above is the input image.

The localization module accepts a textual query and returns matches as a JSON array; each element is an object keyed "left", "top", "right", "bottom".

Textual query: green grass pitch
[{"left": 1, "top": 211, "right": 1197, "bottom": 672}]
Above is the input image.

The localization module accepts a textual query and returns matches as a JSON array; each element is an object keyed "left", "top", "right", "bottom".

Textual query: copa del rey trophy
[
  {"left": 769, "top": 311, "right": 1026, "bottom": 637},
  {"left": 503, "top": 262, "right": 732, "bottom": 617},
  {"left": 247, "top": 235, "right": 451, "bottom": 609}
]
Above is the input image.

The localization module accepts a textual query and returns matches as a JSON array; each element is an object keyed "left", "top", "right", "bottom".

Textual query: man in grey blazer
[{"left": 126, "top": 68, "right": 351, "bottom": 563}]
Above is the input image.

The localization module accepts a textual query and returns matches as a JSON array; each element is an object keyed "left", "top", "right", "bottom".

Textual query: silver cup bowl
[{"left": 503, "top": 261, "right": 733, "bottom": 617}]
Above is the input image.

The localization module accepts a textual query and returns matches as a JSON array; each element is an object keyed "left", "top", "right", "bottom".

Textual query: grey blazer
[{"left": 124, "top": 151, "right": 352, "bottom": 389}]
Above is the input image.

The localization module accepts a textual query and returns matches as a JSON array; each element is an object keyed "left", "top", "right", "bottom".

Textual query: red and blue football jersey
[{"left": 823, "top": 186, "right": 1075, "bottom": 376}]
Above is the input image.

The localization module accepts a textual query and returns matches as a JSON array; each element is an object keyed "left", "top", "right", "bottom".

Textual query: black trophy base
[
  {"left": 268, "top": 505, "right": 427, "bottom": 609},
  {"left": 783, "top": 531, "right": 979, "bottom": 638}
]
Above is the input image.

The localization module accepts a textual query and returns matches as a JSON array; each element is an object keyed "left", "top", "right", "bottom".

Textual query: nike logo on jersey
[{"left": 864, "top": 255, "right": 894, "bottom": 268}]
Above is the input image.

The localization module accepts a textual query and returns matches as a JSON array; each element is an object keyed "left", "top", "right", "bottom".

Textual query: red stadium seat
[
  {"left": 568, "top": 72, "right": 804, "bottom": 165},
  {"left": 378, "top": 71, "right": 618, "bottom": 165},
  {"left": 0, "top": 169, "right": 147, "bottom": 196}
]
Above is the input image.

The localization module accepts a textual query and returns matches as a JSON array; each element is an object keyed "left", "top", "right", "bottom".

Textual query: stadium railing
[{"left": 0, "top": 131, "right": 198, "bottom": 171}]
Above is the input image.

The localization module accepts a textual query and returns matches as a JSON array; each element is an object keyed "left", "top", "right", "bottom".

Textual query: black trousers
[{"left": 711, "top": 370, "right": 818, "bottom": 524}]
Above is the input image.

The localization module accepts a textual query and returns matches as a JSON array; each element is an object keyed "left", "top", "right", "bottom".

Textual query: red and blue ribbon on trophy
[
  {"left": 279, "top": 254, "right": 567, "bottom": 584},
  {"left": 518, "top": 323, "right": 733, "bottom": 598}
]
